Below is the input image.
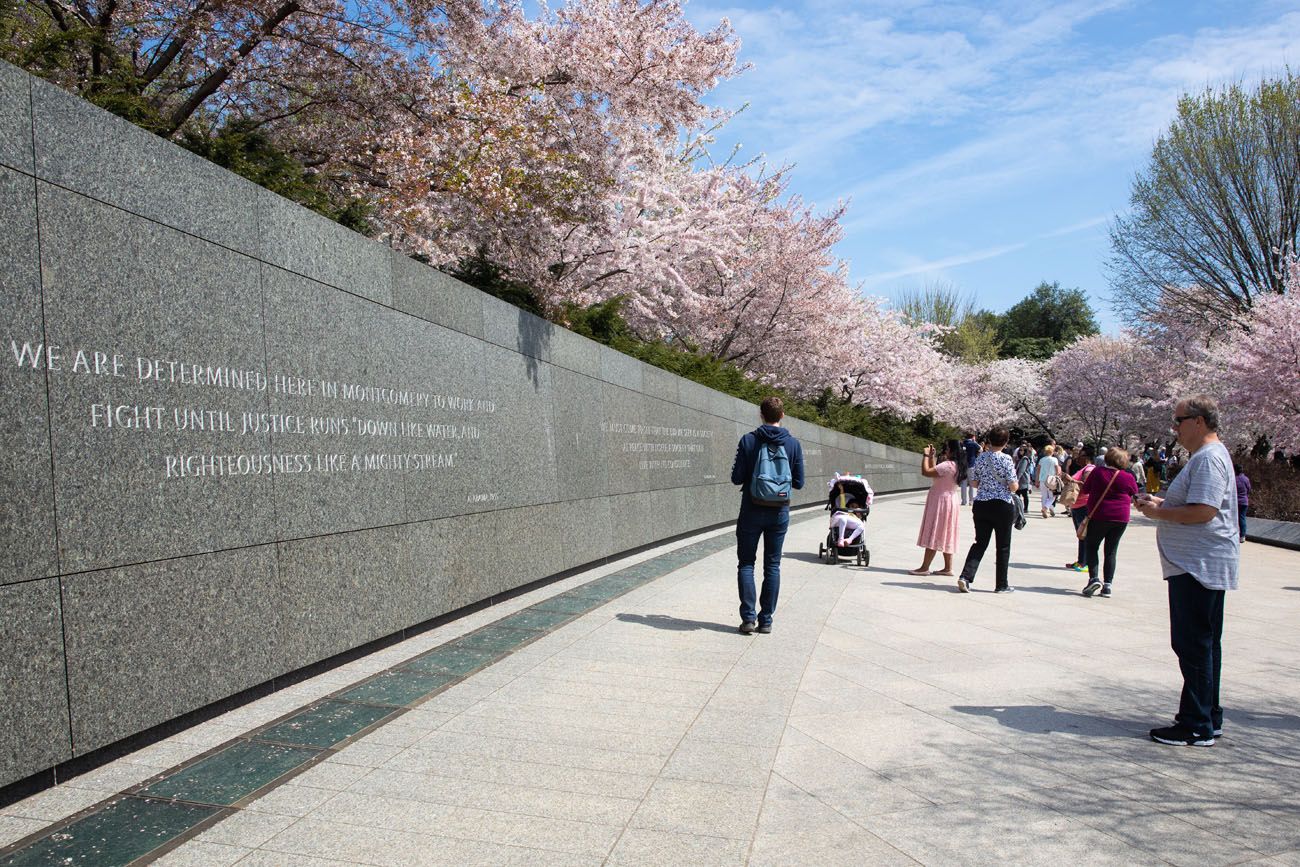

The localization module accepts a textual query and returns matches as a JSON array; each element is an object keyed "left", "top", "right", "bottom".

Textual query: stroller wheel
[
  {"left": 818, "top": 543, "right": 825, "bottom": 562},
  {"left": 862, "top": 549, "right": 871, "bottom": 568},
  {"left": 856, "top": 551, "right": 865, "bottom": 566}
]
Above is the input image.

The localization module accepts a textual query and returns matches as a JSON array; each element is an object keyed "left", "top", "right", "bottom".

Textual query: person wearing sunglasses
[{"left": 1134, "top": 395, "right": 1240, "bottom": 747}]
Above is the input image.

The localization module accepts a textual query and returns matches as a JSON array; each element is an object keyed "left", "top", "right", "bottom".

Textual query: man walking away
[
  {"left": 731, "top": 397, "right": 805, "bottom": 635},
  {"left": 1135, "top": 395, "right": 1240, "bottom": 747}
]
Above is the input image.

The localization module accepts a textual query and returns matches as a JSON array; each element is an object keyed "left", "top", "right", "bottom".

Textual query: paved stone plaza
[{"left": 2, "top": 491, "right": 1298, "bottom": 866}]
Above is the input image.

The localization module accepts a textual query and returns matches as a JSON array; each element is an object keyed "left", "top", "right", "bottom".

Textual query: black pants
[
  {"left": 960, "top": 499, "right": 1014, "bottom": 590},
  {"left": 1167, "top": 573, "right": 1224, "bottom": 735},
  {"left": 1071, "top": 506, "right": 1088, "bottom": 564},
  {"left": 1018, "top": 488, "right": 1030, "bottom": 512},
  {"left": 1084, "top": 520, "right": 1127, "bottom": 585}
]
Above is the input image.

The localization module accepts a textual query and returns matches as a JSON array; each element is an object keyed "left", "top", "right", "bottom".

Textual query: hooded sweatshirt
[{"left": 731, "top": 424, "right": 806, "bottom": 510}]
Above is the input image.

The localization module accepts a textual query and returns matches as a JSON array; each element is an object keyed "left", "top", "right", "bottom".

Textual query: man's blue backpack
[{"left": 750, "top": 442, "right": 792, "bottom": 507}]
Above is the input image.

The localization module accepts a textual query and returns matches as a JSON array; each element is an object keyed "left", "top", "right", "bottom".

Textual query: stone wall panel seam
[{"left": 0, "top": 60, "right": 924, "bottom": 789}]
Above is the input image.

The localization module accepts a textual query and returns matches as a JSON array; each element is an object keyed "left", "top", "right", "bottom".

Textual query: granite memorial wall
[{"left": 0, "top": 60, "right": 926, "bottom": 790}]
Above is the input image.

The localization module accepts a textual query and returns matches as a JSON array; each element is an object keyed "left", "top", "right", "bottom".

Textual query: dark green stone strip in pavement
[
  {"left": 399, "top": 645, "right": 505, "bottom": 676},
  {"left": 0, "top": 518, "right": 809, "bottom": 865},
  {"left": 0, "top": 796, "right": 220, "bottom": 867},
  {"left": 139, "top": 740, "right": 322, "bottom": 806},
  {"left": 255, "top": 700, "right": 396, "bottom": 749},
  {"left": 335, "top": 671, "right": 458, "bottom": 708},
  {"left": 530, "top": 593, "right": 602, "bottom": 615},
  {"left": 493, "top": 608, "right": 577, "bottom": 632},
  {"left": 448, "top": 624, "right": 543, "bottom": 653}
]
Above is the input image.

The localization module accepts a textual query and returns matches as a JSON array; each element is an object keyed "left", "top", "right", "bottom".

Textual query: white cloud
[
  {"left": 1037, "top": 215, "right": 1111, "bottom": 240},
  {"left": 695, "top": 2, "right": 1300, "bottom": 219},
  {"left": 858, "top": 241, "right": 1028, "bottom": 285},
  {"left": 683, "top": 0, "right": 1300, "bottom": 314}
]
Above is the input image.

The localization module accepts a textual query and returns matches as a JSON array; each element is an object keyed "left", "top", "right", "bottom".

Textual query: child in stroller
[{"left": 819, "top": 473, "right": 873, "bottom": 566}]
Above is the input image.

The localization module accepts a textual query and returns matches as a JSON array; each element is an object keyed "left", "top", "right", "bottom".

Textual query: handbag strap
[{"left": 1085, "top": 468, "right": 1120, "bottom": 522}]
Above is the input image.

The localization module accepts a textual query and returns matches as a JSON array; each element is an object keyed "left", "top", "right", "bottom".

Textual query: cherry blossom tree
[
  {"left": 1205, "top": 258, "right": 1300, "bottom": 450},
  {"left": 1044, "top": 335, "right": 1173, "bottom": 445},
  {"left": 939, "top": 357, "right": 1052, "bottom": 435},
  {"left": 5, "top": 0, "right": 432, "bottom": 137},
  {"left": 365, "top": 0, "right": 746, "bottom": 276}
]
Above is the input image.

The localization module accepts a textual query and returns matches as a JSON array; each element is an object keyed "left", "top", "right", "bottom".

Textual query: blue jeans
[
  {"left": 1238, "top": 506, "right": 1247, "bottom": 541},
  {"left": 736, "top": 506, "right": 789, "bottom": 626},
  {"left": 1167, "top": 573, "right": 1224, "bottom": 736}
]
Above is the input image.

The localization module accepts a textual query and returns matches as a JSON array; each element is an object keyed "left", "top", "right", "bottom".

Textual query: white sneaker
[{"left": 957, "top": 577, "right": 970, "bottom": 593}]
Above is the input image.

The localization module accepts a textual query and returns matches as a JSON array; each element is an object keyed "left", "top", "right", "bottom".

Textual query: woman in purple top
[{"left": 1078, "top": 448, "right": 1140, "bottom": 597}]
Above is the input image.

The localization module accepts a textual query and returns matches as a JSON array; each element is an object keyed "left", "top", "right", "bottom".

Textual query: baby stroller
[{"left": 819, "top": 473, "right": 872, "bottom": 566}]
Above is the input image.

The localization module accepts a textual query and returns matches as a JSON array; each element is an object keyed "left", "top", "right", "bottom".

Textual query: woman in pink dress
[{"left": 910, "top": 440, "right": 963, "bottom": 575}]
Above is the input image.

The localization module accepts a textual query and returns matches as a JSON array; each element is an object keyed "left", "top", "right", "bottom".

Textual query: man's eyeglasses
[{"left": 1172, "top": 414, "right": 1199, "bottom": 426}]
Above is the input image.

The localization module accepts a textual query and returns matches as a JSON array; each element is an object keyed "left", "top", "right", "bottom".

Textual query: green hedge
[{"left": 558, "top": 298, "right": 954, "bottom": 454}]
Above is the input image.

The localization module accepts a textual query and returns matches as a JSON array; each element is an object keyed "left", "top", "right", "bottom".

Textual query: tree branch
[{"left": 163, "top": 1, "right": 301, "bottom": 136}]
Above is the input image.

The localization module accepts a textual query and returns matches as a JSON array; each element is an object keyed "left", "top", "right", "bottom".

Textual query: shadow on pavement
[
  {"left": 880, "top": 580, "right": 959, "bottom": 593},
  {"left": 1013, "top": 585, "right": 1083, "bottom": 596},
  {"left": 952, "top": 704, "right": 1145, "bottom": 737},
  {"left": 955, "top": 704, "right": 1300, "bottom": 738},
  {"left": 1284, "top": 586, "right": 1300, "bottom": 592},
  {"left": 1008, "top": 561, "right": 1078, "bottom": 571},
  {"left": 1227, "top": 709, "right": 1300, "bottom": 732},
  {"left": 782, "top": 551, "right": 832, "bottom": 564},
  {"left": 614, "top": 613, "right": 737, "bottom": 634}
]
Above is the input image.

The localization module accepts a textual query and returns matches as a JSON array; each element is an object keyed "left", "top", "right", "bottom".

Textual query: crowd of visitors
[
  {"left": 896, "top": 394, "right": 1243, "bottom": 747},
  {"left": 733, "top": 392, "right": 1245, "bottom": 748}
]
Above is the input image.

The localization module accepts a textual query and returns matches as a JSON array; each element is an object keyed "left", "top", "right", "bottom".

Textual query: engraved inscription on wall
[
  {"left": 599, "top": 420, "right": 714, "bottom": 472},
  {"left": 9, "top": 339, "right": 497, "bottom": 481}
]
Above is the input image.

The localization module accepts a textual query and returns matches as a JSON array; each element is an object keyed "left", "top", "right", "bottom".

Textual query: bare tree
[{"left": 1108, "top": 72, "right": 1300, "bottom": 326}]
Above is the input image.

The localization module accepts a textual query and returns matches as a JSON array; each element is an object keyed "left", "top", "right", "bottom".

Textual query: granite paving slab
[{"left": 4, "top": 494, "right": 1299, "bottom": 866}]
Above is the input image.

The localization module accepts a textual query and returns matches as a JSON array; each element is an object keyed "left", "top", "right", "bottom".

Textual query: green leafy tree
[
  {"left": 449, "top": 252, "right": 546, "bottom": 317},
  {"left": 1108, "top": 72, "right": 1300, "bottom": 325},
  {"left": 180, "top": 122, "right": 373, "bottom": 235},
  {"left": 894, "top": 281, "right": 1001, "bottom": 362},
  {"left": 997, "top": 281, "right": 1099, "bottom": 359}
]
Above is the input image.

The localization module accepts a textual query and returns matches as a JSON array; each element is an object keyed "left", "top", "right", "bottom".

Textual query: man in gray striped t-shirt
[{"left": 1134, "top": 395, "right": 1239, "bottom": 747}]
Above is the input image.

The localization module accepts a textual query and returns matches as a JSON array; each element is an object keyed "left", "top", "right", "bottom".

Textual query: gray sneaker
[
  {"left": 1099, "top": 584, "right": 1112, "bottom": 598},
  {"left": 1083, "top": 579, "right": 1103, "bottom": 597},
  {"left": 738, "top": 621, "right": 757, "bottom": 635}
]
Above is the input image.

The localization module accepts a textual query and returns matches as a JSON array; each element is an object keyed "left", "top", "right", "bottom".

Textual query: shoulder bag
[{"left": 1076, "top": 469, "right": 1119, "bottom": 540}]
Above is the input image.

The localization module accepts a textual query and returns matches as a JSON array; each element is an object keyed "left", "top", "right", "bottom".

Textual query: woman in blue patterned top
[{"left": 957, "top": 427, "right": 1020, "bottom": 593}]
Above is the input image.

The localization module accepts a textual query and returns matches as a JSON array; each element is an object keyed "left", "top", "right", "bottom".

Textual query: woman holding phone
[{"left": 910, "top": 440, "right": 962, "bottom": 576}]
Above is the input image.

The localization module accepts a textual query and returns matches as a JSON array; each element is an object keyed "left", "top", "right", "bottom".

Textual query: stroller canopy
[{"left": 827, "top": 472, "right": 874, "bottom": 510}]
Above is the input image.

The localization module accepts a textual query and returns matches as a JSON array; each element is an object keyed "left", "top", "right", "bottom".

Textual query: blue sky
[{"left": 681, "top": 0, "right": 1300, "bottom": 331}]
